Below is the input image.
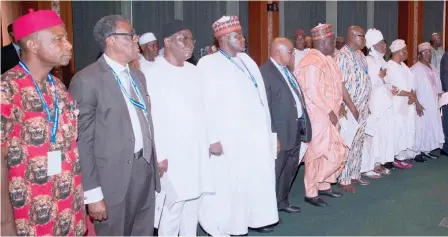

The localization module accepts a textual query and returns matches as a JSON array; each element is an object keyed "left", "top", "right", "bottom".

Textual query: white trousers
[{"left": 158, "top": 198, "right": 200, "bottom": 236}]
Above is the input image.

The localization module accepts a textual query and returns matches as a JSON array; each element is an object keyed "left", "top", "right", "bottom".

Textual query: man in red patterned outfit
[{"left": 1, "top": 9, "right": 85, "bottom": 236}]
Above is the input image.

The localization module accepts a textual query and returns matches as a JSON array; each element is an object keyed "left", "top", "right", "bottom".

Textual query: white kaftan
[
  {"left": 361, "top": 51, "right": 395, "bottom": 173},
  {"left": 410, "top": 62, "right": 444, "bottom": 153},
  {"left": 143, "top": 58, "right": 213, "bottom": 235},
  {"left": 387, "top": 60, "right": 417, "bottom": 160},
  {"left": 197, "top": 52, "right": 278, "bottom": 236},
  {"left": 294, "top": 48, "right": 309, "bottom": 68}
]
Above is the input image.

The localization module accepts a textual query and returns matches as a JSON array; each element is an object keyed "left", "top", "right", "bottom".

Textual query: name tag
[{"left": 47, "top": 151, "right": 62, "bottom": 176}]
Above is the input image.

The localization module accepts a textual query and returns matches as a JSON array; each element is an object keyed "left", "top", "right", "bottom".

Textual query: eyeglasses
[
  {"left": 174, "top": 37, "right": 196, "bottom": 44},
  {"left": 107, "top": 32, "right": 138, "bottom": 41}
]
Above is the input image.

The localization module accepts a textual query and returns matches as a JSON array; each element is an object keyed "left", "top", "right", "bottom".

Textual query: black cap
[{"left": 162, "top": 20, "right": 189, "bottom": 39}]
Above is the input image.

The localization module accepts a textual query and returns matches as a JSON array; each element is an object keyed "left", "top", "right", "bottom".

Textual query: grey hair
[{"left": 93, "top": 15, "right": 129, "bottom": 51}]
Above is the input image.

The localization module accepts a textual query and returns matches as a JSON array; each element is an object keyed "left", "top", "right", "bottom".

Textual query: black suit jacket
[
  {"left": 260, "top": 59, "right": 312, "bottom": 151},
  {"left": 441, "top": 51, "right": 448, "bottom": 92},
  {"left": 1, "top": 43, "right": 20, "bottom": 74}
]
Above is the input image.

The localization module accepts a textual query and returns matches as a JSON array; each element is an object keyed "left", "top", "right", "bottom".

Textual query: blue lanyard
[
  {"left": 18, "top": 61, "right": 59, "bottom": 143},
  {"left": 109, "top": 67, "right": 147, "bottom": 115},
  {"left": 219, "top": 50, "right": 259, "bottom": 89},
  {"left": 220, "top": 50, "right": 264, "bottom": 106},
  {"left": 282, "top": 66, "right": 299, "bottom": 89}
]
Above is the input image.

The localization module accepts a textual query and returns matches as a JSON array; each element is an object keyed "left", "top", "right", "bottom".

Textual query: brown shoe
[
  {"left": 352, "top": 178, "right": 370, "bottom": 186},
  {"left": 338, "top": 183, "right": 356, "bottom": 193}
]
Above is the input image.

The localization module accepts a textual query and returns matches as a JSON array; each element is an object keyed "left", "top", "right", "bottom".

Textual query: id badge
[{"left": 47, "top": 151, "right": 62, "bottom": 176}]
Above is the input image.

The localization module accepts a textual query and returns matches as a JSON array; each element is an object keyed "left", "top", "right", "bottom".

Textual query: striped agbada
[{"left": 335, "top": 44, "right": 372, "bottom": 185}]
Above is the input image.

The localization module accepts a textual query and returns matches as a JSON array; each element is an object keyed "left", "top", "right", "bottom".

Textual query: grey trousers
[{"left": 94, "top": 157, "right": 156, "bottom": 236}]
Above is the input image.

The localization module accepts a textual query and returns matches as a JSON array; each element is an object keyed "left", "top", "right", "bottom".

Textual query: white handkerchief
[
  {"left": 339, "top": 110, "right": 360, "bottom": 149},
  {"left": 160, "top": 174, "right": 178, "bottom": 210},
  {"left": 154, "top": 191, "right": 166, "bottom": 228},
  {"left": 298, "top": 142, "right": 308, "bottom": 164},
  {"left": 364, "top": 115, "right": 379, "bottom": 137},
  {"left": 439, "top": 92, "right": 448, "bottom": 108}
]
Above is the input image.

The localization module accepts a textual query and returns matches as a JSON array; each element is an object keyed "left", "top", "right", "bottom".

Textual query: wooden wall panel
[
  {"left": 398, "top": 1, "right": 423, "bottom": 66},
  {"left": 1, "top": 1, "right": 22, "bottom": 46},
  {"left": 248, "top": 1, "right": 279, "bottom": 65}
]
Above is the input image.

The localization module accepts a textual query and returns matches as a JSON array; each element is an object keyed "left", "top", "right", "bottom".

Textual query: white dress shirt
[
  {"left": 270, "top": 58, "right": 303, "bottom": 118},
  {"left": 83, "top": 53, "right": 144, "bottom": 204}
]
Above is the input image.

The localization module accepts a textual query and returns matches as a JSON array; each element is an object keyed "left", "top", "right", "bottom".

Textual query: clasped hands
[{"left": 330, "top": 104, "right": 359, "bottom": 127}]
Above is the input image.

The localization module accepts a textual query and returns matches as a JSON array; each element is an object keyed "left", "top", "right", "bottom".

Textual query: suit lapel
[
  {"left": 268, "top": 60, "right": 305, "bottom": 108},
  {"left": 98, "top": 56, "right": 132, "bottom": 120}
]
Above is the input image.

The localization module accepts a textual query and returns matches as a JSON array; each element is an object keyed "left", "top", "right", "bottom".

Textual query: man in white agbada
[
  {"left": 410, "top": 42, "right": 445, "bottom": 160},
  {"left": 135, "top": 32, "right": 159, "bottom": 70},
  {"left": 361, "top": 29, "right": 395, "bottom": 178},
  {"left": 142, "top": 20, "right": 212, "bottom": 236},
  {"left": 431, "top": 33, "right": 444, "bottom": 80},
  {"left": 197, "top": 16, "right": 279, "bottom": 235},
  {"left": 293, "top": 28, "right": 309, "bottom": 67},
  {"left": 387, "top": 39, "right": 422, "bottom": 168}
]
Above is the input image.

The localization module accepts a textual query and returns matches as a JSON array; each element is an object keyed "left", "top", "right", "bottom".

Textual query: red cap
[
  {"left": 13, "top": 9, "right": 64, "bottom": 41},
  {"left": 294, "top": 29, "right": 305, "bottom": 37}
]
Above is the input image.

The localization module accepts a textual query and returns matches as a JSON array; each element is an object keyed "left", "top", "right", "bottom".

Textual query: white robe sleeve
[
  {"left": 197, "top": 57, "right": 221, "bottom": 145},
  {"left": 366, "top": 56, "right": 384, "bottom": 90},
  {"left": 145, "top": 68, "right": 170, "bottom": 162}
]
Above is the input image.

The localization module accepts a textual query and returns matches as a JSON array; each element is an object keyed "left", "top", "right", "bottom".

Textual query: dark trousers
[
  {"left": 442, "top": 105, "right": 448, "bottom": 152},
  {"left": 94, "top": 157, "right": 156, "bottom": 236},
  {"left": 275, "top": 140, "right": 301, "bottom": 209}
]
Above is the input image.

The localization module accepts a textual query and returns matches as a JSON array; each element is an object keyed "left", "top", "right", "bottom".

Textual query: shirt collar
[
  {"left": 12, "top": 43, "right": 20, "bottom": 51},
  {"left": 103, "top": 53, "right": 129, "bottom": 73},
  {"left": 270, "top": 57, "right": 286, "bottom": 69}
]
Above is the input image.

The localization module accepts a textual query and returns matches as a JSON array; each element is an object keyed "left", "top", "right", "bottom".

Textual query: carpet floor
[{"left": 250, "top": 155, "right": 448, "bottom": 236}]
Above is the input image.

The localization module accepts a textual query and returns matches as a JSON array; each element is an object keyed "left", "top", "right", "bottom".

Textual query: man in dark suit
[
  {"left": 69, "top": 15, "right": 160, "bottom": 236},
  {"left": 1, "top": 24, "right": 21, "bottom": 74},
  {"left": 440, "top": 51, "right": 448, "bottom": 156},
  {"left": 260, "top": 37, "right": 311, "bottom": 213}
]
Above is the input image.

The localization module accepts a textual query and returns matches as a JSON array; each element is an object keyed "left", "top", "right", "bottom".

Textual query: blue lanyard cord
[
  {"left": 219, "top": 50, "right": 259, "bottom": 89},
  {"left": 109, "top": 67, "right": 147, "bottom": 114},
  {"left": 18, "top": 61, "right": 59, "bottom": 143},
  {"left": 282, "top": 66, "right": 299, "bottom": 89},
  {"left": 219, "top": 50, "right": 264, "bottom": 106}
]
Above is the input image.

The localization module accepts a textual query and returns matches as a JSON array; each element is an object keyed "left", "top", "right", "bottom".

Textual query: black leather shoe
[
  {"left": 439, "top": 149, "right": 448, "bottom": 157},
  {"left": 318, "top": 189, "right": 342, "bottom": 198},
  {"left": 278, "top": 205, "right": 301, "bottom": 213},
  {"left": 304, "top": 196, "right": 327, "bottom": 207},
  {"left": 383, "top": 162, "right": 394, "bottom": 169},
  {"left": 250, "top": 226, "right": 274, "bottom": 233},
  {"left": 422, "top": 152, "right": 438, "bottom": 160},
  {"left": 414, "top": 155, "right": 426, "bottom": 163}
]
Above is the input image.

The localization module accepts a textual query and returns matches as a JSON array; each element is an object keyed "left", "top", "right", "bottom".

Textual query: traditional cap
[
  {"left": 311, "top": 23, "right": 334, "bottom": 40},
  {"left": 162, "top": 20, "right": 189, "bottom": 40},
  {"left": 13, "top": 9, "right": 64, "bottom": 41},
  {"left": 139, "top": 32, "right": 156, "bottom": 46},
  {"left": 432, "top": 32, "right": 440, "bottom": 36},
  {"left": 365, "top": 28, "right": 384, "bottom": 49},
  {"left": 294, "top": 29, "right": 305, "bottom": 37},
  {"left": 390, "top": 39, "right": 406, "bottom": 53},
  {"left": 418, "top": 42, "right": 431, "bottom": 53},
  {"left": 212, "top": 16, "right": 242, "bottom": 38},
  {"left": 336, "top": 36, "right": 345, "bottom": 42}
]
